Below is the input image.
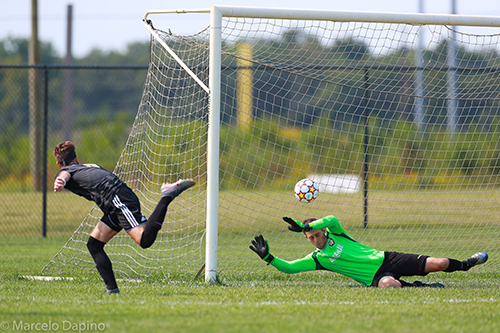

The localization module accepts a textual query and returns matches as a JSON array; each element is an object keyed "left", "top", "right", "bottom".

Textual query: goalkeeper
[
  {"left": 250, "top": 215, "right": 488, "bottom": 288},
  {"left": 53, "top": 141, "right": 195, "bottom": 294}
]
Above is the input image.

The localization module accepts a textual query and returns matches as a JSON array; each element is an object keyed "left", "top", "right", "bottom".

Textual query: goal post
[
  {"left": 44, "top": 6, "right": 500, "bottom": 283},
  {"left": 206, "top": 5, "right": 222, "bottom": 283}
]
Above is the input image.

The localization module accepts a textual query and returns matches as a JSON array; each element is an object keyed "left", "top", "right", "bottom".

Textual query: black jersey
[{"left": 56, "top": 163, "right": 124, "bottom": 215}]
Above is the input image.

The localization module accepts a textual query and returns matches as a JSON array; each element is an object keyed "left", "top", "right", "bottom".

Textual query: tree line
[{"left": 1, "top": 29, "right": 500, "bottom": 190}]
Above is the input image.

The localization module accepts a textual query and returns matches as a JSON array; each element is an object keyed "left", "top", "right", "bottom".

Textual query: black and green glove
[
  {"left": 249, "top": 235, "right": 274, "bottom": 264},
  {"left": 283, "top": 216, "right": 312, "bottom": 232}
]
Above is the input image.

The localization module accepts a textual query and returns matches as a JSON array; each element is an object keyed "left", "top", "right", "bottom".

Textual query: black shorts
[
  {"left": 371, "top": 251, "right": 429, "bottom": 287},
  {"left": 101, "top": 185, "right": 146, "bottom": 232}
]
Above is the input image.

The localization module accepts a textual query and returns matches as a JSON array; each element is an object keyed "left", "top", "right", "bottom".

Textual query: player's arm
[
  {"left": 282, "top": 215, "right": 343, "bottom": 233},
  {"left": 249, "top": 235, "right": 316, "bottom": 274},
  {"left": 270, "top": 256, "right": 317, "bottom": 274},
  {"left": 310, "top": 215, "right": 355, "bottom": 241},
  {"left": 308, "top": 216, "right": 344, "bottom": 233},
  {"left": 54, "top": 170, "right": 71, "bottom": 192}
]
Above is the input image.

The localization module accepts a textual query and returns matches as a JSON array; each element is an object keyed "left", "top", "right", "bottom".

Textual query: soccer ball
[{"left": 294, "top": 178, "right": 319, "bottom": 203}]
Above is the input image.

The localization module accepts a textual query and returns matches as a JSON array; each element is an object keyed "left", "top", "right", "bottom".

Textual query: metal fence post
[
  {"left": 42, "top": 66, "right": 48, "bottom": 237},
  {"left": 363, "top": 69, "right": 370, "bottom": 229}
]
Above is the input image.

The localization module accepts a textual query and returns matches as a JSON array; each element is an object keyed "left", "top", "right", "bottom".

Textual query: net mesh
[
  {"left": 44, "top": 16, "right": 500, "bottom": 280},
  {"left": 43, "top": 30, "right": 210, "bottom": 279}
]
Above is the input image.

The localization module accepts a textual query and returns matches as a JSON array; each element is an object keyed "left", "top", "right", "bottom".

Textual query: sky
[{"left": 2, "top": 0, "right": 500, "bottom": 58}]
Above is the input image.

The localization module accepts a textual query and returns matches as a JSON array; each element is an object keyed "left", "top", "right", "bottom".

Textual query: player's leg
[
  {"left": 439, "top": 252, "right": 488, "bottom": 272},
  {"left": 376, "top": 274, "right": 444, "bottom": 288},
  {"left": 377, "top": 275, "right": 402, "bottom": 288},
  {"left": 374, "top": 252, "right": 444, "bottom": 288},
  {"left": 424, "top": 257, "right": 449, "bottom": 272},
  {"left": 105, "top": 185, "right": 161, "bottom": 248},
  {"left": 425, "top": 253, "right": 489, "bottom": 273},
  {"left": 136, "top": 179, "right": 195, "bottom": 249},
  {"left": 87, "top": 221, "right": 120, "bottom": 294},
  {"left": 90, "top": 219, "right": 118, "bottom": 243}
]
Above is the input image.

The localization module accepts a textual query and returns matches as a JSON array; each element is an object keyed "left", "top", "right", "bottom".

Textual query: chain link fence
[{"left": 0, "top": 65, "right": 148, "bottom": 237}]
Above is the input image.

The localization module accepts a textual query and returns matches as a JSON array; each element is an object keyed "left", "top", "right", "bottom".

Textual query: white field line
[
  {"left": 150, "top": 298, "right": 497, "bottom": 306},
  {"left": 21, "top": 276, "right": 143, "bottom": 283}
]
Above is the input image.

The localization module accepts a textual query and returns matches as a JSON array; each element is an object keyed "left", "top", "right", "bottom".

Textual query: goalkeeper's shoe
[
  {"left": 161, "top": 179, "right": 195, "bottom": 199},
  {"left": 463, "top": 252, "right": 488, "bottom": 269},
  {"left": 412, "top": 281, "right": 445, "bottom": 288},
  {"left": 105, "top": 288, "right": 120, "bottom": 295}
]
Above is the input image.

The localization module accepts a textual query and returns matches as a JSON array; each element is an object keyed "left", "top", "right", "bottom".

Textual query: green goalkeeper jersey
[{"left": 270, "top": 215, "right": 385, "bottom": 286}]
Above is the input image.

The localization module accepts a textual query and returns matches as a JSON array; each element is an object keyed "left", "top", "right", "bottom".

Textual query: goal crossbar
[{"left": 144, "top": 6, "right": 500, "bottom": 27}]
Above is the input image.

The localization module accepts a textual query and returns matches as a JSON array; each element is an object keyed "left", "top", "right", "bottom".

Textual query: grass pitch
[
  {"left": 2, "top": 189, "right": 500, "bottom": 332},
  {"left": 1, "top": 237, "right": 500, "bottom": 333}
]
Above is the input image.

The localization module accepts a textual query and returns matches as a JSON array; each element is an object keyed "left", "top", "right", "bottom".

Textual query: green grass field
[
  {"left": 1, "top": 236, "right": 500, "bottom": 333},
  {"left": 2, "top": 189, "right": 500, "bottom": 332}
]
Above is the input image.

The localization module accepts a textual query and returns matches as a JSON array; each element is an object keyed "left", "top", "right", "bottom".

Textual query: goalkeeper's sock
[
  {"left": 444, "top": 258, "right": 469, "bottom": 272},
  {"left": 400, "top": 280, "right": 444, "bottom": 288},
  {"left": 140, "top": 196, "right": 170, "bottom": 249},
  {"left": 87, "top": 236, "right": 118, "bottom": 291},
  {"left": 399, "top": 280, "right": 416, "bottom": 287}
]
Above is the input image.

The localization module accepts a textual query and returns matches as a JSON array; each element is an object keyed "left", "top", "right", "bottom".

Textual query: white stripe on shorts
[{"left": 112, "top": 195, "right": 139, "bottom": 228}]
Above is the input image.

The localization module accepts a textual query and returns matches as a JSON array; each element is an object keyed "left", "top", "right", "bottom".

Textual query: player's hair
[
  {"left": 303, "top": 218, "right": 317, "bottom": 225},
  {"left": 53, "top": 141, "right": 77, "bottom": 166},
  {"left": 302, "top": 218, "right": 318, "bottom": 234}
]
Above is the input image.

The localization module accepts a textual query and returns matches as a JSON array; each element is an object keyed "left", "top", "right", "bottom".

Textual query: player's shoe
[
  {"left": 412, "top": 281, "right": 445, "bottom": 288},
  {"left": 161, "top": 179, "right": 195, "bottom": 199},
  {"left": 105, "top": 288, "right": 120, "bottom": 294},
  {"left": 463, "top": 252, "right": 488, "bottom": 268}
]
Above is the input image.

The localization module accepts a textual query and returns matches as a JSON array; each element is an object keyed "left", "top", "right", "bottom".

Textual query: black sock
[
  {"left": 87, "top": 236, "right": 118, "bottom": 290},
  {"left": 399, "top": 280, "right": 415, "bottom": 287},
  {"left": 444, "top": 258, "right": 468, "bottom": 272},
  {"left": 400, "top": 280, "right": 428, "bottom": 288},
  {"left": 140, "top": 196, "right": 170, "bottom": 249}
]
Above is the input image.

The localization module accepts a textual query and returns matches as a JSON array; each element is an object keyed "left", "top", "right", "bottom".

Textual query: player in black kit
[{"left": 53, "top": 141, "right": 195, "bottom": 294}]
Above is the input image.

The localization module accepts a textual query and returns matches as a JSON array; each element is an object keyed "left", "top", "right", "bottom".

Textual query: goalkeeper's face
[{"left": 304, "top": 229, "right": 328, "bottom": 250}]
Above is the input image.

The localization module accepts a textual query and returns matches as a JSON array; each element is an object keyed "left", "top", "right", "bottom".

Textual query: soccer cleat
[
  {"left": 161, "top": 179, "right": 195, "bottom": 199},
  {"left": 463, "top": 252, "right": 488, "bottom": 267},
  {"left": 412, "top": 281, "right": 445, "bottom": 288},
  {"left": 105, "top": 288, "right": 120, "bottom": 294}
]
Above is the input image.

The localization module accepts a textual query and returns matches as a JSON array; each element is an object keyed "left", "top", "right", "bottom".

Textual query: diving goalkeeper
[
  {"left": 250, "top": 215, "right": 488, "bottom": 287},
  {"left": 53, "top": 141, "right": 195, "bottom": 294}
]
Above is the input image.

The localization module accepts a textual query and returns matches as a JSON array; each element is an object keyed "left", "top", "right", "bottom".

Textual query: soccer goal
[{"left": 44, "top": 6, "right": 500, "bottom": 283}]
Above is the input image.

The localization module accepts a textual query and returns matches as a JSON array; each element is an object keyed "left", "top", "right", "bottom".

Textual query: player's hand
[
  {"left": 282, "top": 216, "right": 312, "bottom": 232},
  {"left": 249, "top": 235, "right": 274, "bottom": 263},
  {"left": 54, "top": 177, "right": 66, "bottom": 192}
]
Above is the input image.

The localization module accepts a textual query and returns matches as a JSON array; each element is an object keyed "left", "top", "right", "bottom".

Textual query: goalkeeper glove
[
  {"left": 249, "top": 235, "right": 274, "bottom": 264},
  {"left": 282, "top": 216, "right": 312, "bottom": 232}
]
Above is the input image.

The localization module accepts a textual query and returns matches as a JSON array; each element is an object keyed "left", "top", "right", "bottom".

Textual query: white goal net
[{"left": 44, "top": 8, "right": 500, "bottom": 281}]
